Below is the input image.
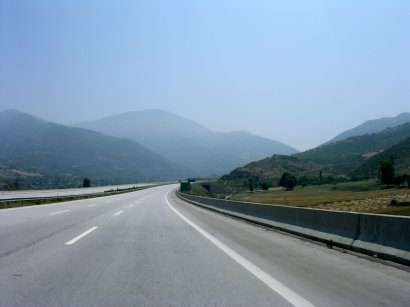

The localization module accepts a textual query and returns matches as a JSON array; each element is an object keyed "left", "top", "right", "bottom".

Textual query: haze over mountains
[
  {"left": 325, "top": 112, "right": 410, "bottom": 144},
  {"left": 1, "top": 108, "right": 409, "bottom": 190},
  {"left": 0, "top": 110, "right": 191, "bottom": 189},
  {"left": 78, "top": 109, "right": 299, "bottom": 175}
]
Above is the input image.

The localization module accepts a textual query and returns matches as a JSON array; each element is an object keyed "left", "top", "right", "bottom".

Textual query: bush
[
  {"left": 390, "top": 199, "right": 410, "bottom": 207},
  {"left": 279, "top": 172, "right": 297, "bottom": 191},
  {"left": 393, "top": 175, "right": 405, "bottom": 188}
]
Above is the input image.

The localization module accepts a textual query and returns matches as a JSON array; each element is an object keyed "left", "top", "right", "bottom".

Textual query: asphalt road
[{"left": 0, "top": 184, "right": 409, "bottom": 306}]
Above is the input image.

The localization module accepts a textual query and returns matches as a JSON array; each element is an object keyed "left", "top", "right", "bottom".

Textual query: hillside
[
  {"left": 221, "top": 155, "right": 324, "bottom": 181},
  {"left": 0, "top": 110, "right": 191, "bottom": 189},
  {"left": 78, "top": 109, "right": 299, "bottom": 176},
  {"left": 295, "top": 123, "right": 410, "bottom": 175},
  {"left": 326, "top": 112, "right": 410, "bottom": 144},
  {"left": 221, "top": 122, "right": 410, "bottom": 183},
  {"left": 352, "top": 137, "right": 410, "bottom": 178}
]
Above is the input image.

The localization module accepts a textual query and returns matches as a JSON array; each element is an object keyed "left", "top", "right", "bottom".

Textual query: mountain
[
  {"left": 221, "top": 154, "right": 324, "bottom": 181},
  {"left": 352, "top": 137, "right": 410, "bottom": 178},
  {"left": 295, "top": 122, "right": 410, "bottom": 175},
  {"left": 326, "top": 112, "right": 410, "bottom": 144},
  {"left": 78, "top": 109, "right": 299, "bottom": 176},
  {"left": 222, "top": 122, "right": 410, "bottom": 182},
  {"left": 0, "top": 110, "right": 191, "bottom": 189}
]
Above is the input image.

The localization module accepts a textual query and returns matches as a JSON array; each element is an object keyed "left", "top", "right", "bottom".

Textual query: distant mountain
[
  {"left": 325, "top": 112, "right": 410, "bottom": 144},
  {"left": 352, "top": 137, "right": 410, "bottom": 178},
  {"left": 78, "top": 109, "right": 299, "bottom": 176},
  {"left": 0, "top": 110, "right": 191, "bottom": 189},
  {"left": 222, "top": 122, "right": 410, "bottom": 182}
]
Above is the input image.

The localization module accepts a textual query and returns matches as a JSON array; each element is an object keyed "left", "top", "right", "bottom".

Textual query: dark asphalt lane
[{"left": 0, "top": 185, "right": 409, "bottom": 306}]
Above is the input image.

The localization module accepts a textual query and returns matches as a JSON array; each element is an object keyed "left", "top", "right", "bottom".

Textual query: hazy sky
[{"left": 1, "top": 0, "right": 409, "bottom": 151}]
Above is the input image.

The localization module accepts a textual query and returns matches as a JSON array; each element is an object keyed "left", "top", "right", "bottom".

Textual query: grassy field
[{"left": 191, "top": 180, "right": 410, "bottom": 215}]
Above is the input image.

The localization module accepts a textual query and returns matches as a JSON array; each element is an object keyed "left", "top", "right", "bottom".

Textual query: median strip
[{"left": 65, "top": 226, "right": 98, "bottom": 245}]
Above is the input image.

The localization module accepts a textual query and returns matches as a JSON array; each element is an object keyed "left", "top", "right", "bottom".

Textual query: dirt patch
[
  {"left": 10, "top": 169, "right": 41, "bottom": 177},
  {"left": 362, "top": 150, "right": 384, "bottom": 158},
  {"left": 313, "top": 193, "right": 410, "bottom": 214}
]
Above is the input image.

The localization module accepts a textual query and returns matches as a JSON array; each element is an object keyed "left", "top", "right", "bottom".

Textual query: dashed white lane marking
[
  {"left": 87, "top": 204, "right": 97, "bottom": 207},
  {"left": 129, "top": 204, "right": 134, "bottom": 208},
  {"left": 165, "top": 191, "right": 315, "bottom": 307},
  {"left": 114, "top": 210, "right": 123, "bottom": 216},
  {"left": 65, "top": 227, "right": 98, "bottom": 245},
  {"left": 49, "top": 210, "right": 70, "bottom": 215}
]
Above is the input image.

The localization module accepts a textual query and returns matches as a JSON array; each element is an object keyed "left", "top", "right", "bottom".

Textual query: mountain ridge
[
  {"left": 221, "top": 122, "right": 410, "bottom": 183},
  {"left": 325, "top": 112, "right": 410, "bottom": 144},
  {"left": 78, "top": 109, "right": 299, "bottom": 176},
  {"left": 0, "top": 110, "right": 191, "bottom": 189}
]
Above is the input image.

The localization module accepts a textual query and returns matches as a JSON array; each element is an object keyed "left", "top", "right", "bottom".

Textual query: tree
[
  {"left": 261, "top": 181, "right": 270, "bottom": 191},
  {"left": 279, "top": 172, "right": 297, "bottom": 190},
  {"left": 248, "top": 178, "right": 254, "bottom": 193},
  {"left": 83, "top": 178, "right": 91, "bottom": 188},
  {"left": 379, "top": 161, "right": 394, "bottom": 187},
  {"left": 403, "top": 174, "right": 410, "bottom": 188}
]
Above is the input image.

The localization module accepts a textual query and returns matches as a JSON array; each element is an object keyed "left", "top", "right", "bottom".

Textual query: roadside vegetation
[
  {"left": 184, "top": 142, "right": 410, "bottom": 216},
  {"left": 185, "top": 178, "right": 410, "bottom": 216}
]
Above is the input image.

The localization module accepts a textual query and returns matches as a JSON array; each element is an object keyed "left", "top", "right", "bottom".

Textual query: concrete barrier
[
  {"left": 177, "top": 192, "right": 410, "bottom": 265},
  {"left": 353, "top": 214, "right": 410, "bottom": 263}
]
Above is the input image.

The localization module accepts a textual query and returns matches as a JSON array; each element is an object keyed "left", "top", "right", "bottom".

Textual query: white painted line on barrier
[
  {"left": 165, "top": 191, "right": 315, "bottom": 307},
  {"left": 49, "top": 210, "right": 70, "bottom": 215},
  {"left": 114, "top": 210, "right": 123, "bottom": 216},
  {"left": 65, "top": 226, "right": 98, "bottom": 245}
]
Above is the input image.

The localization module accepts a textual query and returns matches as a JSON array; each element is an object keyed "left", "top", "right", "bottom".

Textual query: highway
[{"left": 0, "top": 184, "right": 409, "bottom": 306}]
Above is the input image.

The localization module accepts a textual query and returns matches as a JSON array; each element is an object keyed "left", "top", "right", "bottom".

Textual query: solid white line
[
  {"left": 65, "top": 226, "right": 98, "bottom": 245},
  {"left": 87, "top": 204, "right": 97, "bottom": 207},
  {"left": 49, "top": 210, "right": 70, "bottom": 215},
  {"left": 165, "top": 191, "right": 315, "bottom": 307},
  {"left": 114, "top": 210, "right": 123, "bottom": 216}
]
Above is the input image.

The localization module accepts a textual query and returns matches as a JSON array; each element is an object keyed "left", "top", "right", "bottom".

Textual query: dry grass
[{"left": 231, "top": 182, "right": 410, "bottom": 215}]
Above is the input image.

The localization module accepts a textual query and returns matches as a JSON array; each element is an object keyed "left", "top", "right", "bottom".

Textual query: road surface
[{"left": 0, "top": 184, "right": 409, "bottom": 306}]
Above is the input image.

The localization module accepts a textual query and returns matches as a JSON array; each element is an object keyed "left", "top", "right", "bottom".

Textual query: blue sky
[{"left": 1, "top": 0, "right": 409, "bottom": 150}]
